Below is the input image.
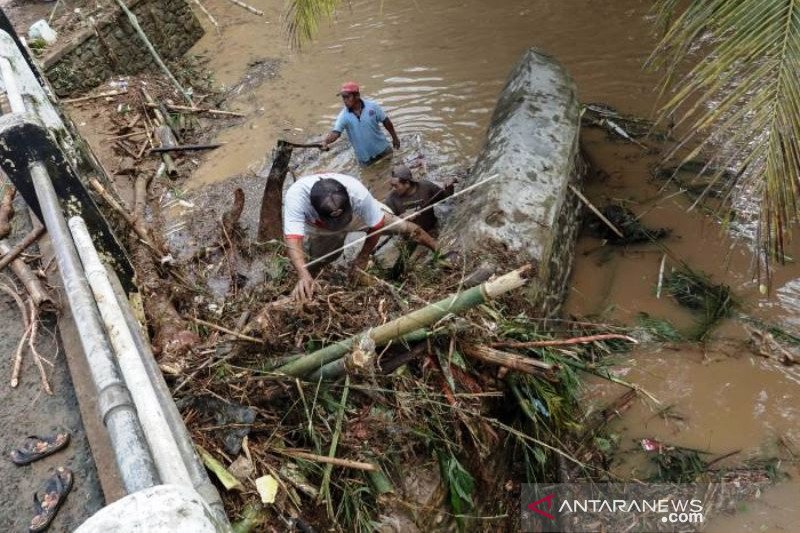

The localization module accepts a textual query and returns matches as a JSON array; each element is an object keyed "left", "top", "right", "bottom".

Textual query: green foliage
[
  {"left": 664, "top": 267, "right": 735, "bottom": 338},
  {"left": 650, "top": 0, "right": 800, "bottom": 262},
  {"left": 437, "top": 451, "right": 475, "bottom": 525},
  {"left": 284, "top": 0, "right": 341, "bottom": 47},
  {"left": 636, "top": 312, "right": 684, "bottom": 341},
  {"left": 648, "top": 446, "right": 710, "bottom": 483}
]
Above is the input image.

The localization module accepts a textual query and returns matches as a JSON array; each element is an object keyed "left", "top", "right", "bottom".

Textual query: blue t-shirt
[{"left": 333, "top": 99, "right": 391, "bottom": 164}]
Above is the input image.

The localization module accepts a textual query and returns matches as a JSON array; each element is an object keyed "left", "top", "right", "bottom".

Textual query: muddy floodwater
[{"left": 185, "top": 0, "right": 800, "bottom": 530}]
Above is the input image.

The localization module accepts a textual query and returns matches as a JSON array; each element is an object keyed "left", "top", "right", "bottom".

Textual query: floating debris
[{"left": 585, "top": 204, "right": 670, "bottom": 244}]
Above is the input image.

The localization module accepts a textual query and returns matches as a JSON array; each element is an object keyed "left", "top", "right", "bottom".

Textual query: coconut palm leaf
[
  {"left": 649, "top": 0, "right": 800, "bottom": 267},
  {"left": 284, "top": 0, "right": 342, "bottom": 48}
]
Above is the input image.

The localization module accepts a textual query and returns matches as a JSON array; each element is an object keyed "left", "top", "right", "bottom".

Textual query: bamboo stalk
[
  {"left": 0, "top": 225, "right": 46, "bottom": 272},
  {"left": 226, "top": 0, "right": 264, "bottom": 16},
  {"left": 197, "top": 445, "right": 242, "bottom": 491},
  {"left": 568, "top": 184, "right": 624, "bottom": 239},
  {"left": 192, "top": 0, "right": 220, "bottom": 34},
  {"left": 190, "top": 316, "right": 263, "bottom": 344},
  {"left": 147, "top": 103, "right": 245, "bottom": 117},
  {"left": 276, "top": 449, "right": 377, "bottom": 471},
  {"left": 319, "top": 376, "right": 349, "bottom": 515},
  {"left": 278, "top": 265, "right": 533, "bottom": 377},
  {"left": 491, "top": 333, "right": 638, "bottom": 349},
  {"left": 462, "top": 344, "right": 557, "bottom": 376},
  {"left": 112, "top": 0, "right": 193, "bottom": 104},
  {"left": 61, "top": 89, "right": 128, "bottom": 104}
]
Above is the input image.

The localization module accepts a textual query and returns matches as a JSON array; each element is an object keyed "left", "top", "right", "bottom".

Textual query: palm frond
[
  {"left": 284, "top": 0, "right": 342, "bottom": 48},
  {"left": 649, "top": 0, "right": 800, "bottom": 269}
]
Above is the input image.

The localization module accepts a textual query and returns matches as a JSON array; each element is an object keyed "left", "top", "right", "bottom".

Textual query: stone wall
[
  {"left": 43, "top": 0, "right": 204, "bottom": 96},
  {"left": 442, "top": 48, "right": 583, "bottom": 317}
]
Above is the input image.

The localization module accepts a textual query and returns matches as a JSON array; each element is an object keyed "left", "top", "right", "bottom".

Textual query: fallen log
[
  {"left": 150, "top": 142, "right": 223, "bottom": 154},
  {"left": 257, "top": 140, "right": 293, "bottom": 241},
  {"left": 61, "top": 89, "right": 128, "bottom": 104},
  {"left": 278, "top": 264, "right": 534, "bottom": 377}
]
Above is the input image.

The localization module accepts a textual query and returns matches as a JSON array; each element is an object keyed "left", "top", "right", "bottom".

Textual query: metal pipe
[
  {"left": 69, "top": 216, "right": 193, "bottom": 488},
  {"left": 30, "top": 161, "right": 159, "bottom": 492},
  {"left": 105, "top": 266, "right": 228, "bottom": 522}
]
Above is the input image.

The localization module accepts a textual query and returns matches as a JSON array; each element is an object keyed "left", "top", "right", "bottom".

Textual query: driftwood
[
  {"left": 0, "top": 224, "right": 46, "bottom": 272},
  {"left": 0, "top": 241, "right": 51, "bottom": 307},
  {"left": 491, "top": 333, "right": 638, "bottom": 349},
  {"left": 192, "top": 0, "right": 220, "bottom": 33},
  {"left": 462, "top": 344, "right": 557, "bottom": 378},
  {"left": 142, "top": 88, "right": 179, "bottom": 177},
  {"left": 257, "top": 140, "right": 293, "bottom": 241},
  {"left": 0, "top": 184, "right": 15, "bottom": 238},
  {"left": 275, "top": 449, "right": 377, "bottom": 471},
  {"left": 150, "top": 142, "right": 223, "bottom": 154}
]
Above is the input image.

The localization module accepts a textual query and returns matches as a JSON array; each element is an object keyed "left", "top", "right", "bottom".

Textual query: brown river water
[{"left": 183, "top": 0, "right": 800, "bottom": 530}]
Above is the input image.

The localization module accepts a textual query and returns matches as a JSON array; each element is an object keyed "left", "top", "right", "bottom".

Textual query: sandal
[
  {"left": 29, "top": 467, "right": 73, "bottom": 532},
  {"left": 10, "top": 433, "right": 70, "bottom": 466}
]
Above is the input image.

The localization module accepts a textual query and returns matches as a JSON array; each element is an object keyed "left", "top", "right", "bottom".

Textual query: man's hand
[
  {"left": 320, "top": 142, "right": 330, "bottom": 152},
  {"left": 291, "top": 273, "right": 316, "bottom": 302},
  {"left": 392, "top": 137, "right": 401, "bottom": 150}
]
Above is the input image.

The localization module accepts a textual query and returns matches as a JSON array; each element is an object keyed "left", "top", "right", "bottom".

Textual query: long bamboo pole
[{"left": 277, "top": 265, "right": 532, "bottom": 377}]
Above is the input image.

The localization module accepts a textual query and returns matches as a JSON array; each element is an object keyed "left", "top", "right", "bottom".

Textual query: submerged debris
[
  {"left": 664, "top": 268, "right": 735, "bottom": 338},
  {"left": 585, "top": 204, "right": 670, "bottom": 244}
]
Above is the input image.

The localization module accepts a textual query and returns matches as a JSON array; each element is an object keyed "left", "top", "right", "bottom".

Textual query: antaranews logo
[{"left": 521, "top": 483, "right": 709, "bottom": 533}]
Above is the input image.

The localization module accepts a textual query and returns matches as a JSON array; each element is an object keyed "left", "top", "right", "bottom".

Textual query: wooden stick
[
  {"left": 61, "top": 89, "right": 128, "bottom": 104},
  {"left": 226, "top": 0, "right": 264, "bottom": 16},
  {"left": 150, "top": 142, "right": 223, "bottom": 153},
  {"left": 89, "top": 179, "right": 162, "bottom": 255},
  {"left": 28, "top": 299, "right": 53, "bottom": 395},
  {"left": 276, "top": 449, "right": 377, "bottom": 471},
  {"left": 462, "top": 344, "right": 557, "bottom": 376},
  {"left": 491, "top": 333, "right": 638, "bottom": 349},
  {"left": 193, "top": 0, "right": 220, "bottom": 33},
  {"left": 10, "top": 323, "right": 31, "bottom": 388},
  {"left": 0, "top": 225, "right": 46, "bottom": 272},
  {"left": 568, "top": 184, "right": 624, "bottom": 239},
  {"left": 106, "top": 130, "right": 147, "bottom": 141},
  {"left": 148, "top": 103, "right": 245, "bottom": 117},
  {"left": 656, "top": 254, "right": 666, "bottom": 299},
  {"left": 190, "top": 316, "right": 263, "bottom": 344}
]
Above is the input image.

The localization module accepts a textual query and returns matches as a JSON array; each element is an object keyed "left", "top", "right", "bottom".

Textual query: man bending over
[{"left": 283, "top": 173, "right": 438, "bottom": 301}]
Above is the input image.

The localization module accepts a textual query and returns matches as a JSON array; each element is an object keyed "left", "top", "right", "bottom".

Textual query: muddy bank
[{"left": 0, "top": 195, "right": 103, "bottom": 531}]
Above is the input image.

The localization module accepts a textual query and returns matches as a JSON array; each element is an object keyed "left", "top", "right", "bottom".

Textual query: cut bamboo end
[{"left": 482, "top": 264, "right": 533, "bottom": 299}]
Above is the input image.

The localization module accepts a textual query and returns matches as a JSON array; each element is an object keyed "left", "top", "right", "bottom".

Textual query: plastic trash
[{"left": 28, "top": 20, "right": 58, "bottom": 45}]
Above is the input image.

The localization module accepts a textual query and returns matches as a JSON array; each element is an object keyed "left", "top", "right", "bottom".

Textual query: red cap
[{"left": 338, "top": 81, "right": 360, "bottom": 95}]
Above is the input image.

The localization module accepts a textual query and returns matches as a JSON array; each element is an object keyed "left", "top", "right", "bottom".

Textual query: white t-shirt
[{"left": 283, "top": 173, "right": 386, "bottom": 239}]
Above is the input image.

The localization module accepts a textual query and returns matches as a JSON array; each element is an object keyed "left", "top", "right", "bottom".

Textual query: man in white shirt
[{"left": 283, "top": 173, "right": 438, "bottom": 301}]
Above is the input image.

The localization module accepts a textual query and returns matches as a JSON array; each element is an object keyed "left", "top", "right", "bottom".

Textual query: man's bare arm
[
  {"left": 285, "top": 237, "right": 315, "bottom": 301},
  {"left": 320, "top": 131, "right": 341, "bottom": 151},
  {"left": 382, "top": 118, "right": 400, "bottom": 149}
]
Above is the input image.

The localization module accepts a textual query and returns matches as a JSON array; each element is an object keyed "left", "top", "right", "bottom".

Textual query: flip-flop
[
  {"left": 10, "top": 433, "right": 70, "bottom": 466},
  {"left": 29, "top": 467, "right": 73, "bottom": 533}
]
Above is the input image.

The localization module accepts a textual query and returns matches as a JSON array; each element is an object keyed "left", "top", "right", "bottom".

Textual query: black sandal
[
  {"left": 29, "top": 467, "right": 73, "bottom": 532},
  {"left": 10, "top": 433, "right": 70, "bottom": 466}
]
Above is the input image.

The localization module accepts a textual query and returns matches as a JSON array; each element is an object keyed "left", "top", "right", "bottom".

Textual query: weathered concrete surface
[
  {"left": 75, "top": 484, "right": 228, "bottom": 532},
  {"left": 443, "top": 48, "right": 583, "bottom": 316}
]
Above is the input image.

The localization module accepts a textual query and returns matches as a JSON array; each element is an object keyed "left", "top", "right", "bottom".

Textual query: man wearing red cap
[{"left": 320, "top": 81, "right": 401, "bottom": 166}]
